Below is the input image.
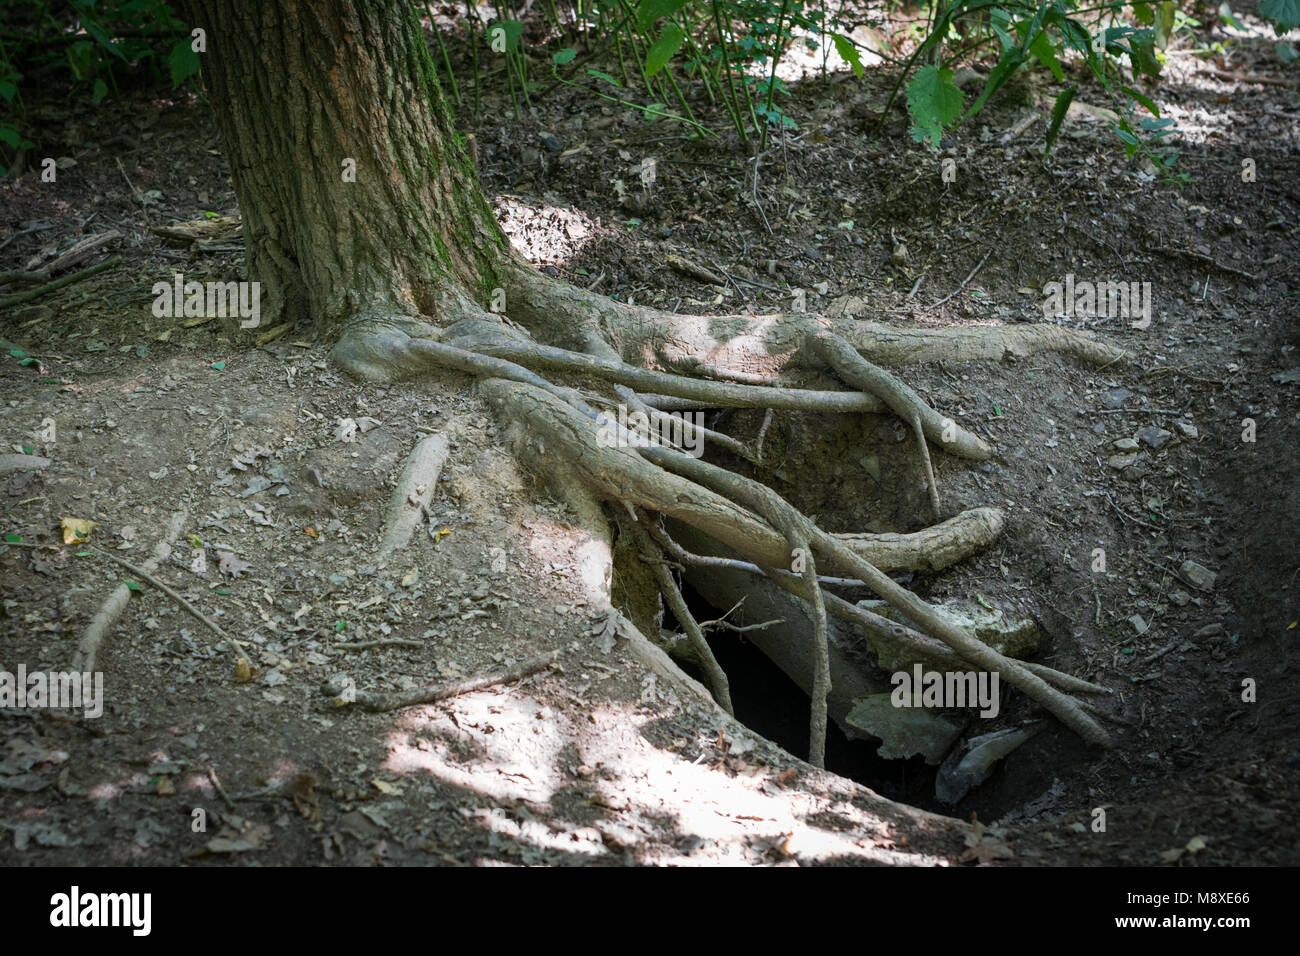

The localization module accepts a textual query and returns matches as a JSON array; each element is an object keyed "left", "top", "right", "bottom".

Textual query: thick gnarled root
[{"left": 328, "top": 300, "right": 1116, "bottom": 764}]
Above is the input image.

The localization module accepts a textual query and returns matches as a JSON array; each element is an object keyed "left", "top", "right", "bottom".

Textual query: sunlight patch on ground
[
  {"left": 384, "top": 689, "right": 569, "bottom": 807},
  {"left": 493, "top": 196, "right": 597, "bottom": 266}
]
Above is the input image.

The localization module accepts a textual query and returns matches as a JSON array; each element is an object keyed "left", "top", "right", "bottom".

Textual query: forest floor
[{"left": 0, "top": 5, "right": 1297, "bottom": 865}]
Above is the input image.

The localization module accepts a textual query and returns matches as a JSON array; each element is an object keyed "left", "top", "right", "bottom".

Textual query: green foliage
[
  {"left": 1043, "top": 86, "right": 1075, "bottom": 156},
  {"left": 0, "top": 0, "right": 201, "bottom": 176},
  {"left": 832, "top": 33, "right": 864, "bottom": 78},
  {"left": 893, "top": 0, "right": 1193, "bottom": 172},
  {"left": 1260, "top": 0, "right": 1300, "bottom": 33},
  {"left": 906, "top": 65, "right": 964, "bottom": 147},
  {"left": 646, "top": 25, "right": 686, "bottom": 77}
]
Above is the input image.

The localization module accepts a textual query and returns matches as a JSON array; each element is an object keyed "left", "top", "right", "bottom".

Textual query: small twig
[
  {"left": 333, "top": 638, "right": 422, "bottom": 651},
  {"left": 207, "top": 767, "right": 238, "bottom": 811},
  {"left": 0, "top": 256, "right": 120, "bottom": 310},
  {"left": 1151, "top": 245, "right": 1256, "bottom": 281},
  {"left": 630, "top": 520, "right": 733, "bottom": 714},
  {"left": 755, "top": 408, "right": 775, "bottom": 461},
  {"left": 322, "top": 651, "right": 558, "bottom": 713},
  {"left": 928, "top": 251, "right": 991, "bottom": 310},
  {"left": 1199, "top": 68, "right": 1292, "bottom": 87},
  {"left": 665, "top": 253, "right": 725, "bottom": 286},
  {"left": 702, "top": 617, "right": 784, "bottom": 633},
  {"left": 0, "top": 232, "right": 119, "bottom": 285},
  {"left": 88, "top": 544, "right": 248, "bottom": 667},
  {"left": 707, "top": 260, "right": 785, "bottom": 293},
  {"left": 999, "top": 111, "right": 1039, "bottom": 144},
  {"left": 1102, "top": 493, "right": 1162, "bottom": 530}
]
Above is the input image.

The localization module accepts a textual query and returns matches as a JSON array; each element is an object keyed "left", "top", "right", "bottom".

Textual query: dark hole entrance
[{"left": 667, "top": 577, "right": 951, "bottom": 816}]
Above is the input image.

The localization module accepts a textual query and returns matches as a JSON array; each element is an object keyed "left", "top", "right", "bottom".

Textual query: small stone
[
  {"left": 1128, "top": 614, "right": 1149, "bottom": 635},
  {"left": 1101, "top": 387, "right": 1133, "bottom": 409},
  {"left": 1174, "top": 420, "right": 1198, "bottom": 439},
  {"left": 1180, "top": 560, "right": 1217, "bottom": 591},
  {"left": 1092, "top": 423, "right": 1106, "bottom": 435},
  {"left": 1169, "top": 589, "right": 1190, "bottom": 607},
  {"left": 1112, "top": 438, "right": 1140, "bottom": 451},
  {"left": 1136, "top": 425, "right": 1173, "bottom": 449},
  {"left": 1107, "top": 452, "right": 1141, "bottom": 470},
  {"left": 539, "top": 132, "right": 565, "bottom": 152},
  {"left": 1193, "top": 623, "right": 1225, "bottom": 639}
]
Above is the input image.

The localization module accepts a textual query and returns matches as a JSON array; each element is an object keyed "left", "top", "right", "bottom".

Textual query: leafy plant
[
  {"left": 897, "top": 0, "right": 1187, "bottom": 169},
  {"left": 0, "top": 0, "right": 201, "bottom": 176}
]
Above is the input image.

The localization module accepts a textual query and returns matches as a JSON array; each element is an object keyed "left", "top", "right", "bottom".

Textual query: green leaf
[
  {"left": 488, "top": 19, "right": 525, "bottom": 53},
  {"left": 3, "top": 533, "right": 21, "bottom": 543},
  {"left": 1133, "top": 2, "right": 1155, "bottom": 25},
  {"left": 210, "top": 361, "right": 226, "bottom": 370},
  {"left": 0, "top": 80, "right": 16, "bottom": 101},
  {"left": 125, "top": 580, "right": 141, "bottom": 591},
  {"left": 91, "top": 78, "right": 108, "bottom": 104},
  {"left": 1127, "top": 31, "right": 1162, "bottom": 77},
  {"left": 83, "top": 19, "right": 128, "bottom": 62},
  {"left": 66, "top": 42, "right": 96, "bottom": 82},
  {"left": 1044, "top": 87, "right": 1075, "bottom": 157},
  {"left": 989, "top": 9, "right": 1015, "bottom": 51},
  {"left": 906, "top": 65, "right": 964, "bottom": 150},
  {"left": 832, "top": 33, "right": 864, "bottom": 78},
  {"left": 1155, "top": 1, "right": 1178, "bottom": 47},
  {"left": 645, "top": 25, "right": 685, "bottom": 78},
  {"left": 9, "top": 348, "right": 26, "bottom": 359},
  {"left": 552, "top": 47, "right": 577, "bottom": 65},
  {"left": 1121, "top": 84, "right": 1160, "bottom": 116},
  {"left": 965, "top": 48, "right": 1025, "bottom": 119},
  {"left": 0, "top": 127, "right": 18, "bottom": 149},
  {"left": 636, "top": 0, "right": 690, "bottom": 33},
  {"left": 1029, "top": 30, "right": 1064, "bottom": 82},
  {"left": 1261, "top": 0, "right": 1300, "bottom": 32},
  {"left": 167, "top": 38, "right": 201, "bottom": 88},
  {"left": 587, "top": 69, "right": 621, "bottom": 87},
  {"left": 1057, "top": 16, "right": 1093, "bottom": 56}
]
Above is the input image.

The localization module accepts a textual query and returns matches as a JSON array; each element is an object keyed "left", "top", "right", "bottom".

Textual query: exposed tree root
[
  {"left": 75, "top": 511, "right": 187, "bottom": 674},
  {"left": 325, "top": 284, "right": 1122, "bottom": 760},
  {"left": 322, "top": 651, "right": 558, "bottom": 712},
  {"left": 625, "top": 518, "right": 734, "bottom": 715},
  {"left": 377, "top": 431, "right": 452, "bottom": 559},
  {"left": 0, "top": 454, "right": 51, "bottom": 476}
]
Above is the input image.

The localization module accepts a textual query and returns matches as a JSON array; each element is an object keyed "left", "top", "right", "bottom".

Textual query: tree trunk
[{"left": 182, "top": 0, "right": 506, "bottom": 335}]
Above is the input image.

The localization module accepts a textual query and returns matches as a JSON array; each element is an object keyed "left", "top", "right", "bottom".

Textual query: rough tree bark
[{"left": 187, "top": 0, "right": 1124, "bottom": 766}]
